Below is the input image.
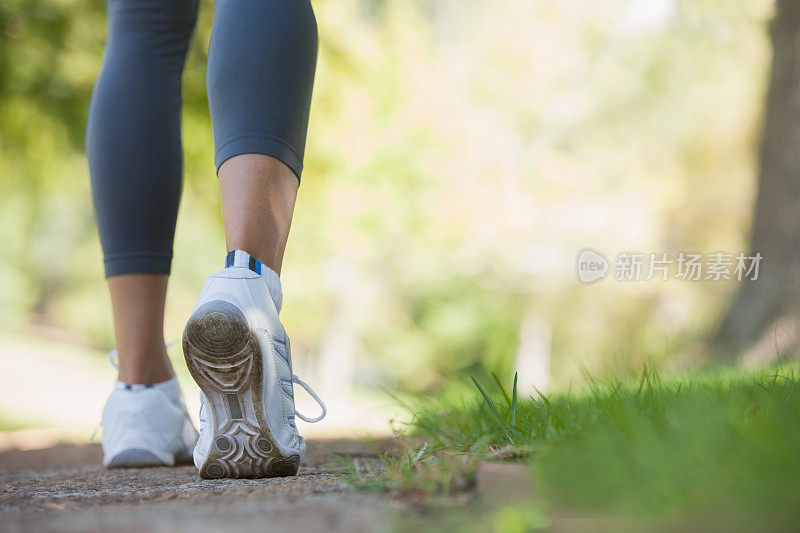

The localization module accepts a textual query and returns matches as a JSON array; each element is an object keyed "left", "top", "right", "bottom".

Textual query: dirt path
[{"left": 0, "top": 438, "right": 395, "bottom": 532}]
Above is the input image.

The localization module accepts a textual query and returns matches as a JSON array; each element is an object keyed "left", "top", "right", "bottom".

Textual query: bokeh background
[{"left": 0, "top": 0, "right": 787, "bottom": 442}]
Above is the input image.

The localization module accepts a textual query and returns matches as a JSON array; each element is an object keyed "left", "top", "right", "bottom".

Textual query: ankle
[
  {"left": 117, "top": 368, "right": 175, "bottom": 385},
  {"left": 116, "top": 347, "right": 175, "bottom": 385}
]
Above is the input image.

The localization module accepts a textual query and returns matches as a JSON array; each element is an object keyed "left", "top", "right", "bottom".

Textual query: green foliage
[
  {"left": 0, "top": 0, "right": 781, "bottom": 392},
  {"left": 374, "top": 365, "right": 800, "bottom": 526}
]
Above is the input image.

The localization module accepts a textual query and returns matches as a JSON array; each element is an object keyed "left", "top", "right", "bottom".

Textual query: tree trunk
[{"left": 712, "top": 0, "right": 800, "bottom": 363}]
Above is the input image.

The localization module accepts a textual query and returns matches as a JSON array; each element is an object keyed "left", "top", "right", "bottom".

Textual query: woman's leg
[
  {"left": 207, "top": 0, "right": 317, "bottom": 271},
  {"left": 182, "top": 0, "right": 320, "bottom": 479},
  {"left": 107, "top": 275, "right": 172, "bottom": 384},
  {"left": 218, "top": 155, "right": 298, "bottom": 276},
  {"left": 86, "top": 0, "right": 198, "bottom": 383}
]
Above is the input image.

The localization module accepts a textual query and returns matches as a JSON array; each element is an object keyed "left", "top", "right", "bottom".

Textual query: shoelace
[
  {"left": 269, "top": 332, "right": 325, "bottom": 424},
  {"left": 292, "top": 374, "right": 326, "bottom": 423},
  {"left": 107, "top": 348, "right": 119, "bottom": 370},
  {"left": 199, "top": 375, "right": 327, "bottom": 425}
]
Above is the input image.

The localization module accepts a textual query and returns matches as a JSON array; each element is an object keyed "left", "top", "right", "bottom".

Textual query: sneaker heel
[{"left": 183, "top": 300, "right": 253, "bottom": 391}]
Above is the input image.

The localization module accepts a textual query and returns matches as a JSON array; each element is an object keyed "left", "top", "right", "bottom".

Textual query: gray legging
[{"left": 86, "top": 0, "right": 317, "bottom": 277}]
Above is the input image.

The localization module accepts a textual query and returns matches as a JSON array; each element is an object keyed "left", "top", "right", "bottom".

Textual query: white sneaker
[
  {"left": 183, "top": 266, "right": 325, "bottom": 479},
  {"left": 101, "top": 372, "right": 198, "bottom": 468}
]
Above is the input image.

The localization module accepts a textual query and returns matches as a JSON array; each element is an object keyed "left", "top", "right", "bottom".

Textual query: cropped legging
[{"left": 86, "top": 0, "right": 317, "bottom": 277}]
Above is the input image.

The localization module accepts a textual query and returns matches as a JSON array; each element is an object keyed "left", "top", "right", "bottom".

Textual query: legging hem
[
  {"left": 214, "top": 135, "right": 303, "bottom": 181},
  {"left": 104, "top": 252, "right": 173, "bottom": 278}
]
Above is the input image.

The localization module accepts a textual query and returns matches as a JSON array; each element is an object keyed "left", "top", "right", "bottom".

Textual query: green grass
[{"left": 359, "top": 364, "right": 800, "bottom": 529}]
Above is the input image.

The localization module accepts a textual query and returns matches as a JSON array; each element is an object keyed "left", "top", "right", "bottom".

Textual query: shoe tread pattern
[{"left": 183, "top": 300, "right": 300, "bottom": 479}]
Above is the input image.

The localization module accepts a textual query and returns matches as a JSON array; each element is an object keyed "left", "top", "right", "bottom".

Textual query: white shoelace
[
  {"left": 107, "top": 348, "right": 119, "bottom": 370},
  {"left": 199, "top": 374, "right": 326, "bottom": 427},
  {"left": 292, "top": 374, "right": 326, "bottom": 423}
]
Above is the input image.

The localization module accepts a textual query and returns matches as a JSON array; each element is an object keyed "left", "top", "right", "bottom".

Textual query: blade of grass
[
  {"left": 471, "top": 376, "right": 514, "bottom": 443},
  {"left": 491, "top": 372, "right": 512, "bottom": 407},
  {"left": 511, "top": 372, "right": 518, "bottom": 426}
]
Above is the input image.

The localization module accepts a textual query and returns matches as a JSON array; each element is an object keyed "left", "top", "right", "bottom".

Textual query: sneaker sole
[
  {"left": 183, "top": 300, "right": 300, "bottom": 479},
  {"left": 107, "top": 448, "right": 166, "bottom": 468}
]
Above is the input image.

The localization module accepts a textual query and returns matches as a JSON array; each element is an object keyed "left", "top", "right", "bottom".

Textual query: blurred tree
[{"left": 712, "top": 0, "right": 800, "bottom": 363}]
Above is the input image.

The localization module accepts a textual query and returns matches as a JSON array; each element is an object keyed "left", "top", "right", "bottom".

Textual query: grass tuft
[{"left": 354, "top": 364, "right": 800, "bottom": 528}]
